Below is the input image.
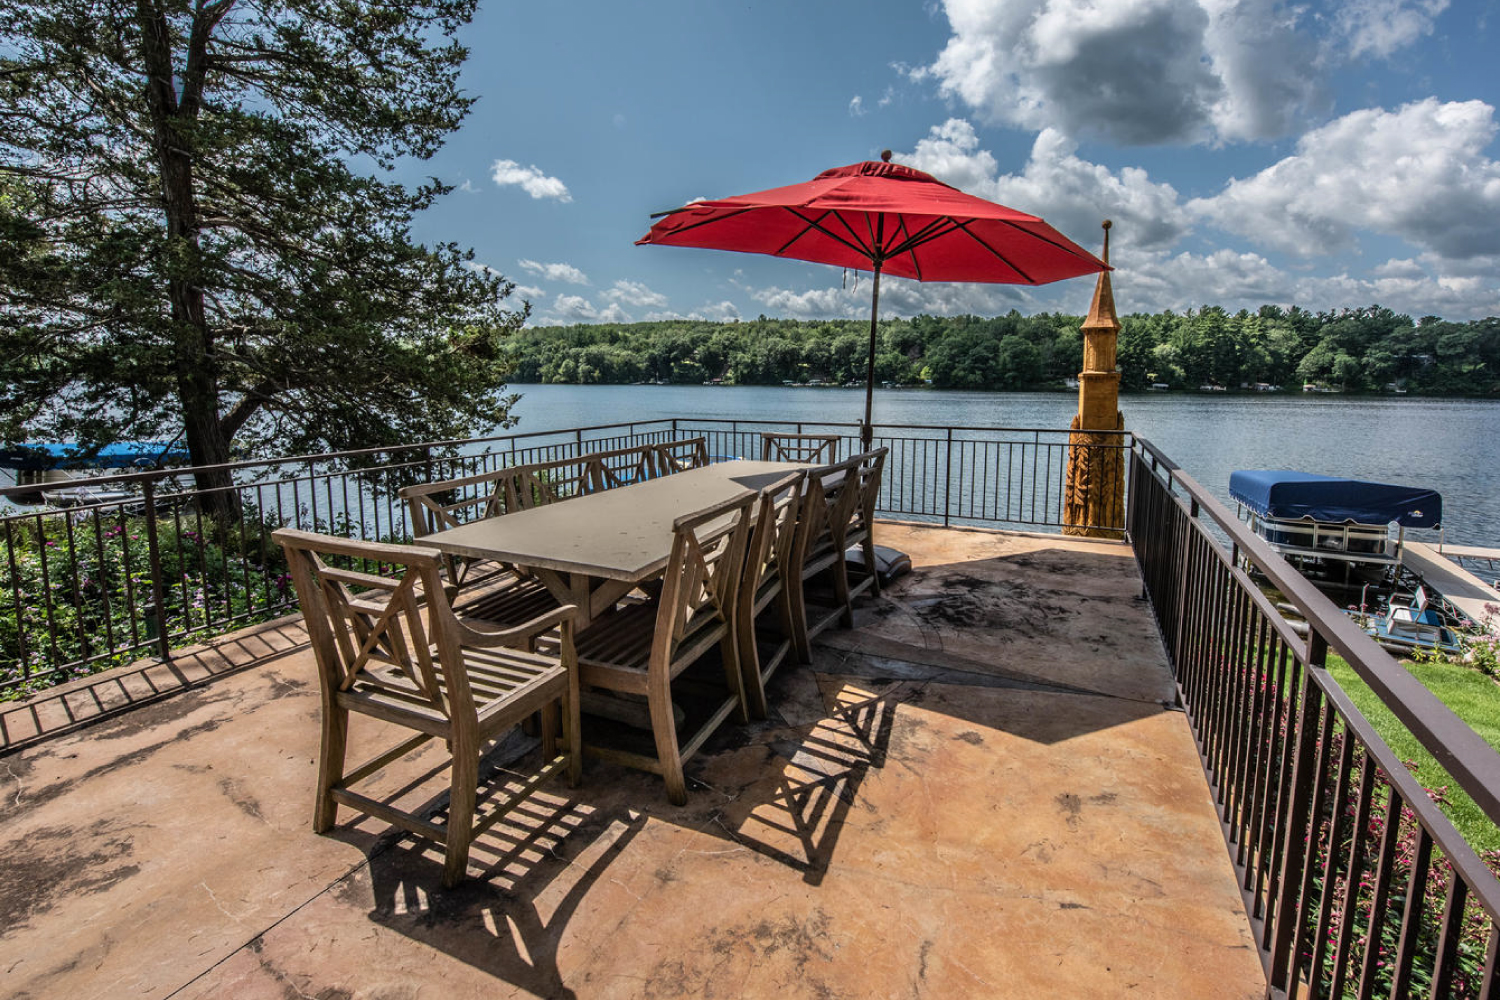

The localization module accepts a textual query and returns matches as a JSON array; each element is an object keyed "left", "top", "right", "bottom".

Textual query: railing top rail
[
  {"left": 1133, "top": 435, "right": 1500, "bottom": 828},
  {"left": 2, "top": 419, "right": 1131, "bottom": 502}
]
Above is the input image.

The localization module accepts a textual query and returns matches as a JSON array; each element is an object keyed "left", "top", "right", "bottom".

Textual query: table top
[{"left": 425, "top": 460, "right": 806, "bottom": 582}]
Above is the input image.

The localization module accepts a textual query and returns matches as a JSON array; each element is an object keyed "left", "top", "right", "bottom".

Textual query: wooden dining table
[{"left": 425, "top": 459, "right": 807, "bottom": 627}]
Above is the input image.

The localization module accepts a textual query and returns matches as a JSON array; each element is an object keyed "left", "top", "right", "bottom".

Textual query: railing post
[
  {"left": 943, "top": 427, "right": 953, "bottom": 527},
  {"left": 142, "top": 480, "right": 171, "bottom": 661}
]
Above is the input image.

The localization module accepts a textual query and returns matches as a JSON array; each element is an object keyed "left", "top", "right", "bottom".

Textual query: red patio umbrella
[{"left": 637, "top": 151, "right": 1108, "bottom": 448}]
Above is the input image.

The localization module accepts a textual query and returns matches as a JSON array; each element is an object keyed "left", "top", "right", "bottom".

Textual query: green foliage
[
  {"left": 0, "top": 0, "right": 523, "bottom": 474},
  {"left": 1, "top": 506, "right": 294, "bottom": 698},
  {"left": 508, "top": 305, "right": 1500, "bottom": 394}
]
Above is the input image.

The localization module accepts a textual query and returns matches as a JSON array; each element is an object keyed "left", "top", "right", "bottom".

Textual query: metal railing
[
  {"left": 0, "top": 418, "right": 1126, "bottom": 695},
  {"left": 1130, "top": 438, "right": 1500, "bottom": 999}
]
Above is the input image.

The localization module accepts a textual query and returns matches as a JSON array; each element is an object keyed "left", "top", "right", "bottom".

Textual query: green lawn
[{"left": 1325, "top": 655, "right": 1500, "bottom": 854}]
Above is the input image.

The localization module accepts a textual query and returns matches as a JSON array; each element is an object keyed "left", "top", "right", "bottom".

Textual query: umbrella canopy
[{"left": 637, "top": 154, "right": 1108, "bottom": 447}]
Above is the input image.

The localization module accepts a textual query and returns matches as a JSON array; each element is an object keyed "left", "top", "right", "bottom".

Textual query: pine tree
[{"left": 0, "top": 0, "right": 522, "bottom": 514}]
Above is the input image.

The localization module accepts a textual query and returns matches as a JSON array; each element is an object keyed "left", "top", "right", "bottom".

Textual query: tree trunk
[{"left": 137, "top": 0, "right": 240, "bottom": 522}]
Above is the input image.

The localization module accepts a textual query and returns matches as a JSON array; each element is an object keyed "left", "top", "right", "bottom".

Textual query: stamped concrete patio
[{"left": 0, "top": 523, "right": 1265, "bottom": 999}]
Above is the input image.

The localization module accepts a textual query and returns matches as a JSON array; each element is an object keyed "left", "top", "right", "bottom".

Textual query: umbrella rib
[
  {"left": 959, "top": 217, "right": 1105, "bottom": 281},
  {"left": 650, "top": 205, "right": 760, "bottom": 237},
  {"left": 784, "top": 207, "right": 875, "bottom": 259},
  {"left": 949, "top": 219, "right": 1039, "bottom": 284}
]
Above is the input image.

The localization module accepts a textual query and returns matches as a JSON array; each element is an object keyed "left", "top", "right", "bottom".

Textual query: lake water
[{"left": 506, "top": 384, "right": 1500, "bottom": 545}]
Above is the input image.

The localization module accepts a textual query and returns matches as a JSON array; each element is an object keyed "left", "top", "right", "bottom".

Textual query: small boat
[
  {"left": 1, "top": 441, "right": 186, "bottom": 507},
  {"left": 1230, "top": 470, "right": 1441, "bottom": 589},
  {"left": 1346, "top": 586, "right": 1465, "bottom": 657}
]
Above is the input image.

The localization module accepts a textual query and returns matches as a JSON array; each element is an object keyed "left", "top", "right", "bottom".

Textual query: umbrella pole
[{"left": 861, "top": 262, "right": 882, "bottom": 451}]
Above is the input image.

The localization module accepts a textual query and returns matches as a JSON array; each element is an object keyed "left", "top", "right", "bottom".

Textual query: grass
[{"left": 1325, "top": 653, "right": 1500, "bottom": 853}]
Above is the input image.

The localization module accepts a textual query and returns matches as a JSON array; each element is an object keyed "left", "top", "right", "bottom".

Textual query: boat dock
[{"left": 1402, "top": 541, "right": 1500, "bottom": 635}]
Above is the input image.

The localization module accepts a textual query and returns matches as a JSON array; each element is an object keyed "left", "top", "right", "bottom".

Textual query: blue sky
[{"left": 400, "top": 0, "right": 1500, "bottom": 325}]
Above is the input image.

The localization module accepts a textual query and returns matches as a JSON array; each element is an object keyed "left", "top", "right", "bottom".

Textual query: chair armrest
[{"left": 451, "top": 604, "right": 578, "bottom": 650}]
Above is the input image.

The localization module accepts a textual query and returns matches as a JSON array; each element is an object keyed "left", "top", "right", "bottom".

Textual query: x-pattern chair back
[
  {"left": 592, "top": 443, "right": 658, "bottom": 489},
  {"left": 660, "top": 490, "right": 756, "bottom": 653},
  {"left": 760, "top": 433, "right": 840, "bottom": 465},
  {"left": 653, "top": 437, "right": 710, "bottom": 476},
  {"left": 283, "top": 534, "right": 464, "bottom": 721},
  {"left": 836, "top": 448, "right": 888, "bottom": 550},
  {"left": 745, "top": 471, "right": 805, "bottom": 598},
  {"left": 519, "top": 455, "right": 597, "bottom": 508},
  {"left": 402, "top": 466, "right": 526, "bottom": 588},
  {"left": 797, "top": 454, "right": 863, "bottom": 571}
]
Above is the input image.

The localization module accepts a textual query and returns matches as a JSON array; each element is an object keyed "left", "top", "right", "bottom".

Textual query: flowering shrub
[
  {"left": 1299, "top": 734, "right": 1500, "bottom": 999},
  {"left": 0, "top": 505, "right": 296, "bottom": 698}
]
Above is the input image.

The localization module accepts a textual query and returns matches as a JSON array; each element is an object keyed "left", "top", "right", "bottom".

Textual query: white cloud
[
  {"left": 917, "top": 0, "right": 1323, "bottom": 144},
  {"left": 750, "top": 276, "right": 1032, "bottom": 320},
  {"left": 1191, "top": 99, "right": 1500, "bottom": 259},
  {"left": 546, "top": 294, "right": 630, "bottom": 325},
  {"left": 490, "top": 159, "right": 573, "bottom": 201},
  {"left": 1094, "top": 246, "right": 1500, "bottom": 319},
  {"left": 603, "top": 280, "right": 669, "bottom": 309},
  {"left": 517, "top": 259, "right": 590, "bottom": 285},
  {"left": 849, "top": 95, "right": 866, "bottom": 117},
  {"left": 688, "top": 301, "right": 742, "bottom": 322},
  {"left": 900, "top": 119, "right": 1192, "bottom": 250},
  {"left": 1333, "top": 0, "right": 1449, "bottom": 60},
  {"left": 458, "top": 179, "right": 479, "bottom": 194},
  {"left": 512, "top": 284, "right": 545, "bottom": 300}
]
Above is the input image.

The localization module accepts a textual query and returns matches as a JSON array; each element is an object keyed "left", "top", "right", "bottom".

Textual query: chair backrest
[
  {"left": 591, "top": 442, "right": 659, "bottom": 490},
  {"left": 273, "top": 528, "right": 478, "bottom": 728},
  {"left": 654, "top": 490, "right": 756, "bottom": 662},
  {"left": 401, "top": 465, "right": 526, "bottom": 538},
  {"left": 654, "top": 437, "right": 710, "bottom": 476},
  {"left": 518, "top": 454, "right": 598, "bottom": 508},
  {"left": 742, "top": 471, "right": 805, "bottom": 606},
  {"left": 760, "top": 433, "right": 840, "bottom": 465},
  {"left": 792, "top": 454, "right": 864, "bottom": 575},
  {"left": 839, "top": 448, "right": 888, "bottom": 545}
]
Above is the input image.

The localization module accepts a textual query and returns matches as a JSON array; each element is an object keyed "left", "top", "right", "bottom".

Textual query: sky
[{"left": 398, "top": 0, "right": 1500, "bottom": 326}]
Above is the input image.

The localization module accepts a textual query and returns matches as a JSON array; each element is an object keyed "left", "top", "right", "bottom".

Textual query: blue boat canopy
[
  {"left": 0, "top": 442, "right": 189, "bottom": 471},
  {"left": 1229, "top": 470, "right": 1441, "bottom": 528}
]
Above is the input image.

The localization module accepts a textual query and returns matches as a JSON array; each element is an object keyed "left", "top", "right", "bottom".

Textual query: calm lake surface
[{"left": 506, "top": 384, "right": 1500, "bottom": 545}]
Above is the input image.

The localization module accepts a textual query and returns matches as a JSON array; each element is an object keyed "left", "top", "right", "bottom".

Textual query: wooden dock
[{"left": 1402, "top": 541, "right": 1500, "bottom": 634}]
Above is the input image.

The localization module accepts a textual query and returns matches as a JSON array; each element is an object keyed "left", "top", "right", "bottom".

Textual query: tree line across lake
[{"left": 510, "top": 305, "right": 1500, "bottom": 394}]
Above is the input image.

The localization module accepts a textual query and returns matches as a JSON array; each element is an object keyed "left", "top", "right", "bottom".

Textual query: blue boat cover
[
  {"left": 1229, "top": 470, "right": 1441, "bottom": 528},
  {"left": 0, "top": 442, "right": 189, "bottom": 471}
]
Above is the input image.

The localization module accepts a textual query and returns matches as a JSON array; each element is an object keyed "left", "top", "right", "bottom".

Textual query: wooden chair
[
  {"left": 653, "top": 436, "right": 710, "bottom": 476},
  {"left": 839, "top": 448, "right": 888, "bottom": 603},
  {"left": 786, "top": 453, "right": 864, "bottom": 663},
  {"left": 737, "top": 470, "right": 806, "bottom": 719},
  {"left": 760, "top": 432, "right": 840, "bottom": 465},
  {"left": 400, "top": 465, "right": 560, "bottom": 630},
  {"left": 274, "top": 528, "right": 582, "bottom": 887},
  {"left": 572, "top": 490, "right": 756, "bottom": 804}
]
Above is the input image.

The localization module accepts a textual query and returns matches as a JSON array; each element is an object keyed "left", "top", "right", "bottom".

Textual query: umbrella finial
[
  {"left": 880, "top": 149, "right": 893, "bottom": 163},
  {"left": 1101, "top": 219, "right": 1112, "bottom": 266}
]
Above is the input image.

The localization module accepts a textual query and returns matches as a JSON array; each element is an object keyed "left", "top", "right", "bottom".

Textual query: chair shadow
[
  {"left": 337, "top": 741, "right": 645, "bottom": 1000},
  {"left": 707, "top": 681, "right": 898, "bottom": 886}
]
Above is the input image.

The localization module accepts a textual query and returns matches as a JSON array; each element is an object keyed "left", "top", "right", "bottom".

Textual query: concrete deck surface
[{"left": 0, "top": 523, "right": 1265, "bottom": 999}]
